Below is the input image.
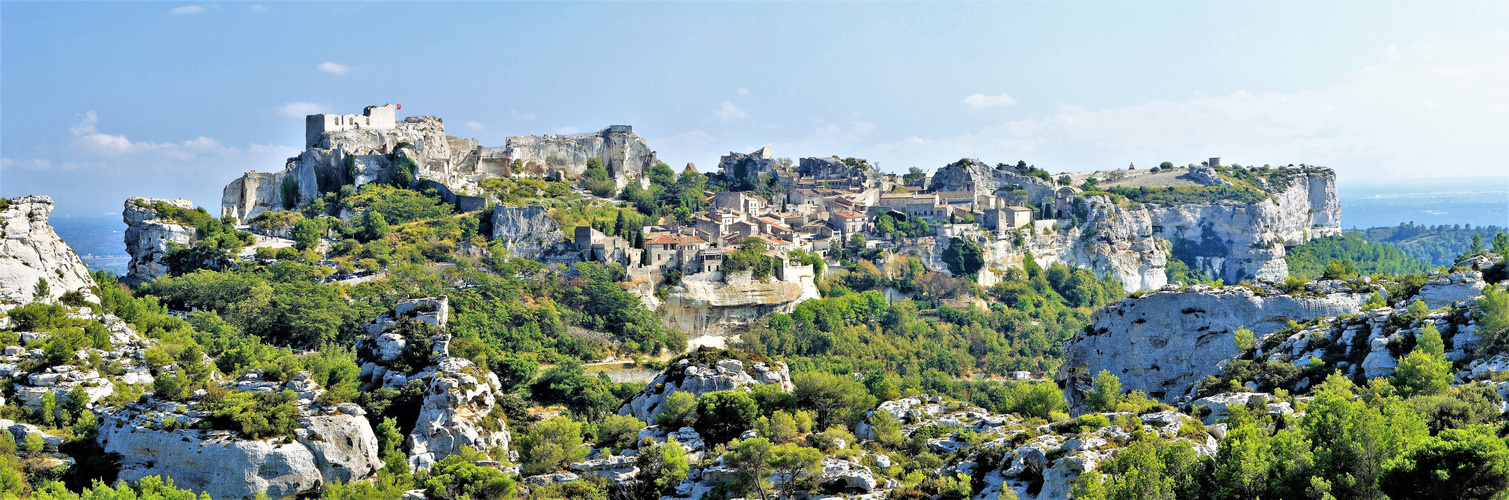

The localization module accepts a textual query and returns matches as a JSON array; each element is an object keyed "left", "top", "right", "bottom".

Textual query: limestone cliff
[
  {"left": 122, "top": 197, "right": 197, "bottom": 286},
  {"left": 898, "top": 168, "right": 1340, "bottom": 292},
  {"left": 1058, "top": 283, "right": 1368, "bottom": 413},
  {"left": 495, "top": 126, "right": 658, "bottom": 190},
  {"left": 0, "top": 196, "right": 97, "bottom": 307},
  {"left": 928, "top": 159, "right": 1056, "bottom": 203},
  {"left": 654, "top": 268, "right": 820, "bottom": 338},
  {"left": 223, "top": 114, "right": 657, "bottom": 223},
  {"left": 490, "top": 205, "right": 565, "bottom": 261}
]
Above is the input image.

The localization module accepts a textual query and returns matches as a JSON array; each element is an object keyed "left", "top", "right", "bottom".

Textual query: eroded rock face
[
  {"left": 895, "top": 169, "right": 1339, "bottom": 292},
  {"left": 618, "top": 355, "right": 793, "bottom": 422},
  {"left": 407, "top": 357, "right": 512, "bottom": 470},
  {"left": 1059, "top": 285, "right": 1367, "bottom": 412},
  {"left": 1415, "top": 270, "right": 1485, "bottom": 309},
  {"left": 0, "top": 195, "right": 98, "bottom": 307},
  {"left": 490, "top": 205, "right": 564, "bottom": 260},
  {"left": 928, "top": 159, "right": 1056, "bottom": 204},
  {"left": 355, "top": 297, "right": 512, "bottom": 470},
  {"left": 654, "top": 269, "right": 820, "bottom": 337},
  {"left": 98, "top": 409, "right": 381, "bottom": 500},
  {"left": 495, "top": 126, "right": 657, "bottom": 190},
  {"left": 123, "top": 197, "right": 197, "bottom": 285}
]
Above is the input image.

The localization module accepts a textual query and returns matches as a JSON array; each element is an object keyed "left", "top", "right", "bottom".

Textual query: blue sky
[{"left": 3, "top": 1, "right": 1507, "bottom": 216}]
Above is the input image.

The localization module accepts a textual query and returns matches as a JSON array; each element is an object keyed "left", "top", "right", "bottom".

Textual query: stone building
[{"left": 304, "top": 104, "right": 397, "bottom": 148}]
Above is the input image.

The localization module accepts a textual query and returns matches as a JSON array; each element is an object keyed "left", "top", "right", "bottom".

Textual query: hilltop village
[{"left": 2, "top": 105, "right": 1506, "bottom": 500}]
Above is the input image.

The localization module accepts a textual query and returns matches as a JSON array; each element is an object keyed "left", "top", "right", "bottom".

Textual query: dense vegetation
[
  {"left": 1351, "top": 223, "right": 1509, "bottom": 266},
  {"left": 9, "top": 167, "right": 1509, "bottom": 500},
  {"left": 1285, "top": 233, "right": 1432, "bottom": 280}
]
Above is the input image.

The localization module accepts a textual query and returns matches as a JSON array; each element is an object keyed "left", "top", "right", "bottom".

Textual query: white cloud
[
  {"left": 852, "top": 120, "right": 876, "bottom": 135},
  {"left": 714, "top": 101, "right": 748, "bottom": 121},
  {"left": 737, "top": 88, "right": 750, "bottom": 96},
  {"left": 961, "top": 93, "right": 1018, "bottom": 108},
  {"left": 553, "top": 127, "right": 580, "bottom": 135},
  {"left": 318, "top": 62, "right": 350, "bottom": 75},
  {"left": 276, "top": 102, "right": 327, "bottom": 117},
  {"left": 170, "top": 5, "right": 203, "bottom": 15},
  {"left": 464, "top": 121, "right": 485, "bottom": 131},
  {"left": 885, "top": 34, "right": 1509, "bottom": 179},
  {"left": 510, "top": 109, "right": 536, "bottom": 121},
  {"left": 68, "top": 110, "right": 245, "bottom": 160},
  {"left": 248, "top": 4, "right": 265, "bottom": 12}
]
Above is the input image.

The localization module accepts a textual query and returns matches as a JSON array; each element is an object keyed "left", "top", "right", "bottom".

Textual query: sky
[{"left": 3, "top": 1, "right": 1508, "bottom": 217}]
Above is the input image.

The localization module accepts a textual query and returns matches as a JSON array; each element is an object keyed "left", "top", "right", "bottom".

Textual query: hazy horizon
[{"left": 4, "top": 2, "right": 1508, "bottom": 217}]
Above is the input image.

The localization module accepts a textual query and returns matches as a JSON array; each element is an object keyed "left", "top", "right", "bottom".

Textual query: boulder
[
  {"left": 98, "top": 411, "right": 380, "bottom": 500},
  {"left": 407, "top": 357, "right": 512, "bottom": 470}
]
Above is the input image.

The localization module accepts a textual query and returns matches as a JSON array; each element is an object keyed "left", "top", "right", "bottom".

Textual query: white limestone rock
[
  {"left": 1059, "top": 286, "right": 1365, "bottom": 412},
  {"left": 489, "top": 205, "right": 564, "bottom": 261},
  {"left": 617, "top": 354, "right": 793, "bottom": 422},
  {"left": 98, "top": 410, "right": 380, "bottom": 500},
  {"left": 1415, "top": 271, "right": 1485, "bottom": 309},
  {"left": 0, "top": 195, "right": 98, "bottom": 307},
  {"left": 407, "top": 357, "right": 512, "bottom": 470},
  {"left": 122, "top": 197, "right": 198, "bottom": 285}
]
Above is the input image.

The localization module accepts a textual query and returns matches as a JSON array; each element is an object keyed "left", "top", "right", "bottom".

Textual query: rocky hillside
[
  {"left": 900, "top": 166, "right": 1340, "bottom": 292},
  {"left": 222, "top": 114, "right": 657, "bottom": 223},
  {"left": 121, "top": 197, "right": 197, "bottom": 285},
  {"left": 648, "top": 267, "right": 821, "bottom": 339},
  {"left": 1058, "top": 281, "right": 1370, "bottom": 412},
  {"left": 0, "top": 196, "right": 97, "bottom": 308}
]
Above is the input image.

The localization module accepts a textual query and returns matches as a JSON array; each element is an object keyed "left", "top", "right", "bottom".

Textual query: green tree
[
  {"left": 1233, "top": 326, "right": 1255, "bottom": 351},
  {"left": 725, "top": 437, "right": 775, "bottom": 500},
  {"left": 792, "top": 371, "right": 877, "bottom": 430},
  {"left": 635, "top": 438, "right": 690, "bottom": 499},
  {"left": 595, "top": 414, "right": 645, "bottom": 449},
  {"left": 1085, "top": 370, "right": 1122, "bottom": 413},
  {"left": 942, "top": 237, "right": 985, "bottom": 277},
  {"left": 1380, "top": 426, "right": 1509, "bottom": 500},
  {"left": 769, "top": 444, "right": 824, "bottom": 499},
  {"left": 1392, "top": 323, "right": 1452, "bottom": 397},
  {"left": 34, "top": 277, "right": 50, "bottom": 300},
  {"left": 518, "top": 417, "right": 589, "bottom": 476},
  {"left": 656, "top": 391, "right": 699, "bottom": 429},
  {"left": 422, "top": 448, "right": 517, "bottom": 500},
  {"left": 361, "top": 211, "right": 390, "bottom": 242},
  {"left": 868, "top": 411, "right": 904, "bottom": 449},
  {"left": 1213, "top": 406, "right": 1269, "bottom": 500},
  {"left": 696, "top": 391, "right": 760, "bottom": 444},
  {"left": 291, "top": 217, "right": 325, "bottom": 251}
]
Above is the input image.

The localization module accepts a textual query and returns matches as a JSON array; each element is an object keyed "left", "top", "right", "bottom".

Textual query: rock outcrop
[
  {"left": 1059, "top": 284, "right": 1368, "bottom": 412},
  {"left": 896, "top": 168, "right": 1341, "bottom": 292},
  {"left": 99, "top": 404, "right": 381, "bottom": 500},
  {"left": 490, "top": 205, "right": 565, "bottom": 261},
  {"left": 718, "top": 147, "right": 780, "bottom": 179},
  {"left": 406, "top": 357, "right": 513, "bottom": 470},
  {"left": 122, "top": 197, "right": 197, "bottom": 285},
  {"left": 653, "top": 268, "right": 820, "bottom": 337},
  {"left": 618, "top": 354, "right": 793, "bottom": 423},
  {"left": 224, "top": 111, "right": 657, "bottom": 223},
  {"left": 492, "top": 125, "right": 657, "bottom": 190},
  {"left": 355, "top": 297, "right": 512, "bottom": 470},
  {"left": 0, "top": 195, "right": 97, "bottom": 307},
  {"left": 928, "top": 159, "right": 1056, "bottom": 204}
]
